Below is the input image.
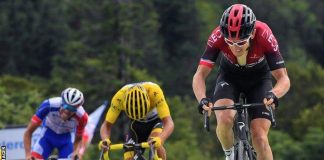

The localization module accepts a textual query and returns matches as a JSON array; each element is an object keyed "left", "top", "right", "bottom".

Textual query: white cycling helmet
[{"left": 61, "top": 88, "right": 84, "bottom": 107}]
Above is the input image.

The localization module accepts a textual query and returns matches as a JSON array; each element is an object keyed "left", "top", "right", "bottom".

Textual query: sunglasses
[
  {"left": 224, "top": 36, "right": 251, "bottom": 47},
  {"left": 62, "top": 104, "right": 77, "bottom": 112}
]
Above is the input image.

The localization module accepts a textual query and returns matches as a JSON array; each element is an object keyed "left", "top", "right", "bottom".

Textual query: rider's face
[
  {"left": 226, "top": 29, "right": 256, "bottom": 57},
  {"left": 227, "top": 38, "right": 251, "bottom": 57},
  {"left": 60, "top": 108, "right": 75, "bottom": 121}
]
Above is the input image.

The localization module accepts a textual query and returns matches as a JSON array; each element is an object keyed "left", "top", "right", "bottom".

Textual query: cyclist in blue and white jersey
[{"left": 24, "top": 88, "right": 88, "bottom": 160}]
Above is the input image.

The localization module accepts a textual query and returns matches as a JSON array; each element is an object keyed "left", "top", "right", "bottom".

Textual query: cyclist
[
  {"left": 99, "top": 82, "right": 174, "bottom": 160},
  {"left": 24, "top": 88, "right": 88, "bottom": 160},
  {"left": 192, "top": 4, "right": 290, "bottom": 160}
]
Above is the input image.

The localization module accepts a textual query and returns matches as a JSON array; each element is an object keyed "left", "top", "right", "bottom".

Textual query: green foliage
[
  {"left": 166, "top": 96, "right": 212, "bottom": 159},
  {"left": 0, "top": 75, "right": 44, "bottom": 128},
  {"left": 301, "top": 127, "right": 324, "bottom": 159},
  {"left": 270, "top": 130, "right": 302, "bottom": 160},
  {"left": 278, "top": 53, "right": 324, "bottom": 138},
  {"left": 0, "top": 0, "right": 67, "bottom": 77}
]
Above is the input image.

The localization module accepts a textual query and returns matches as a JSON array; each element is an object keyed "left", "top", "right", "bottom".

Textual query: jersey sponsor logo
[
  {"left": 276, "top": 61, "right": 284, "bottom": 65},
  {"left": 155, "top": 98, "right": 165, "bottom": 106},
  {"left": 238, "top": 122, "right": 245, "bottom": 131},
  {"left": 249, "top": 53, "right": 260, "bottom": 59},
  {"left": 220, "top": 82, "right": 229, "bottom": 88},
  {"left": 117, "top": 99, "right": 122, "bottom": 105},
  {"left": 262, "top": 30, "right": 279, "bottom": 52},
  {"left": 245, "top": 56, "right": 265, "bottom": 67},
  {"left": 111, "top": 105, "right": 120, "bottom": 112},
  {"left": 262, "top": 112, "right": 270, "bottom": 116},
  {"left": 207, "top": 29, "right": 222, "bottom": 47}
]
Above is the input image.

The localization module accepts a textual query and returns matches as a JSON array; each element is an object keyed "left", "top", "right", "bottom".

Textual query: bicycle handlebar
[
  {"left": 109, "top": 142, "right": 151, "bottom": 150},
  {"left": 203, "top": 102, "right": 276, "bottom": 132},
  {"left": 210, "top": 103, "right": 265, "bottom": 111},
  {"left": 99, "top": 142, "right": 157, "bottom": 160}
]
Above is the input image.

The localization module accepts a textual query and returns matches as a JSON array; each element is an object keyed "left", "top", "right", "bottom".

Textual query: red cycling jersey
[{"left": 199, "top": 20, "right": 285, "bottom": 77}]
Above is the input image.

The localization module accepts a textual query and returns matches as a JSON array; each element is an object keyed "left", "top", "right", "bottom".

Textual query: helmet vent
[
  {"left": 230, "top": 31, "right": 237, "bottom": 38},
  {"left": 234, "top": 10, "right": 239, "bottom": 16}
]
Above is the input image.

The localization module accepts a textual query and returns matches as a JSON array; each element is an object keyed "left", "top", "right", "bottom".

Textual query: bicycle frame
[
  {"left": 203, "top": 99, "right": 276, "bottom": 160},
  {"left": 100, "top": 142, "right": 162, "bottom": 160}
]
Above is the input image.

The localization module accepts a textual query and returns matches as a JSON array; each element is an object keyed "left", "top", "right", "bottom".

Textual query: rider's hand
[
  {"left": 148, "top": 136, "right": 162, "bottom": 148},
  {"left": 98, "top": 138, "right": 111, "bottom": 150},
  {"left": 198, "top": 98, "right": 212, "bottom": 115},
  {"left": 263, "top": 91, "right": 279, "bottom": 109},
  {"left": 71, "top": 152, "right": 79, "bottom": 160},
  {"left": 26, "top": 153, "right": 35, "bottom": 160}
]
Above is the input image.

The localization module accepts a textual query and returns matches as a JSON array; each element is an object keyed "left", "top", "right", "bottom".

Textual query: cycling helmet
[
  {"left": 220, "top": 4, "right": 256, "bottom": 39},
  {"left": 124, "top": 85, "right": 150, "bottom": 120},
  {"left": 61, "top": 88, "right": 84, "bottom": 107}
]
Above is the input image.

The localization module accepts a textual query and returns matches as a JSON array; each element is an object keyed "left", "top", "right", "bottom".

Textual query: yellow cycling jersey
[{"left": 105, "top": 82, "right": 171, "bottom": 124}]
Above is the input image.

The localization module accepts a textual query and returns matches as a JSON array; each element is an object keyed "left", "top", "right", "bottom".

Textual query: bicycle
[
  {"left": 99, "top": 141, "right": 162, "bottom": 160},
  {"left": 203, "top": 94, "right": 276, "bottom": 160}
]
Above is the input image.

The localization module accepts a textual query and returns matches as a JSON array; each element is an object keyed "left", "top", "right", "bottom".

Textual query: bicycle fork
[{"left": 234, "top": 109, "right": 256, "bottom": 160}]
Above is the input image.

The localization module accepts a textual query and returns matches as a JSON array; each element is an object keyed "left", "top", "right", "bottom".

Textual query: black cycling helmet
[{"left": 220, "top": 4, "right": 256, "bottom": 39}]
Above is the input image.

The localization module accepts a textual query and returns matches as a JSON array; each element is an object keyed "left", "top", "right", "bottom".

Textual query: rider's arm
[
  {"left": 260, "top": 25, "right": 290, "bottom": 98},
  {"left": 270, "top": 68, "right": 290, "bottom": 98},
  {"left": 73, "top": 135, "right": 82, "bottom": 154},
  {"left": 149, "top": 83, "right": 174, "bottom": 143},
  {"left": 74, "top": 112, "right": 88, "bottom": 155},
  {"left": 23, "top": 120, "right": 41, "bottom": 159},
  {"left": 24, "top": 100, "right": 50, "bottom": 159},
  {"left": 192, "top": 65, "right": 213, "bottom": 102},
  {"left": 100, "top": 92, "right": 122, "bottom": 140},
  {"left": 159, "top": 116, "right": 174, "bottom": 143},
  {"left": 100, "top": 121, "right": 113, "bottom": 140},
  {"left": 192, "top": 28, "right": 221, "bottom": 102}
]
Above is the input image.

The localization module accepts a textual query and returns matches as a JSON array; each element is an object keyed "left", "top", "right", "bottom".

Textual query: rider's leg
[
  {"left": 55, "top": 132, "right": 73, "bottom": 159},
  {"left": 248, "top": 76, "right": 273, "bottom": 160},
  {"left": 250, "top": 118, "right": 273, "bottom": 160},
  {"left": 32, "top": 128, "right": 54, "bottom": 159},
  {"left": 214, "top": 99, "right": 236, "bottom": 158}
]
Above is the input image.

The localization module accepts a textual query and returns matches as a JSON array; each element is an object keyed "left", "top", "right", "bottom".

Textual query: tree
[
  {"left": 0, "top": 0, "right": 67, "bottom": 77},
  {"left": 0, "top": 75, "right": 44, "bottom": 128}
]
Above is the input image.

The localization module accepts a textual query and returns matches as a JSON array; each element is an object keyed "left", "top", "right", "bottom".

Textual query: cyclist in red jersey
[{"left": 192, "top": 4, "right": 290, "bottom": 160}]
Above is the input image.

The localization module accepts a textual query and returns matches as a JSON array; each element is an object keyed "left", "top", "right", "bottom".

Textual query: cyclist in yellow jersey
[{"left": 99, "top": 82, "right": 174, "bottom": 160}]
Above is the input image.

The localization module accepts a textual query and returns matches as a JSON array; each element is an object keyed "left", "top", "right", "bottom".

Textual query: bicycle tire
[
  {"left": 235, "top": 141, "right": 244, "bottom": 160},
  {"left": 236, "top": 141, "right": 256, "bottom": 160},
  {"left": 245, "top": 144, "right": 257, "bottom": 160}
]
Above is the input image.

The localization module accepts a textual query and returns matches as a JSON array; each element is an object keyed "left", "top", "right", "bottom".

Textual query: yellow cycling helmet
[{"left": 124, "top": 85, "right": 150, "bottom": 120}]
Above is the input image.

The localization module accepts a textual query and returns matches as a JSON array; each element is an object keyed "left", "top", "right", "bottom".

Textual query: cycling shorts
[
  {"left": 31, "top": 127, "right": 73, "bottom": 159},
  {"left": 125, "top": 118, "right": 163, "bottom": 154},
  {"left": 213, "top": 71, "right": 273, "bottom": 121}
]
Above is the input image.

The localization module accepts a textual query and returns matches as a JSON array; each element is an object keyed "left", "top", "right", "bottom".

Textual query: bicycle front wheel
[{"left": 235, "top": 141, "right": 251, "bottom": 160}]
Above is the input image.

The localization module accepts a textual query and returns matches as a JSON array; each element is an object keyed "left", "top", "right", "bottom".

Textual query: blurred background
[{"left": 0, "top": 0, "right": 323, "bottom": 159}]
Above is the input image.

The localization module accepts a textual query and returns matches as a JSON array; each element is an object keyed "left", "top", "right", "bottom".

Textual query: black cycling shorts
[
  {"left": 125, "top": 118, "right": 163, "bottom": 152},
  {"left": 213, "top": 71, "right": 273, "bottom": 121}
]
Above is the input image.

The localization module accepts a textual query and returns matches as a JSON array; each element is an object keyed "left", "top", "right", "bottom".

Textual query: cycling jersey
[
  {"left": 105, "top": 82, "right": 171, "bottom": 124},
  {"left": 200, "top": 20, "right": 285, "bottom": 77},
  {"left": 31, "top": 97, "right": 88, "bottom": 159}
]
